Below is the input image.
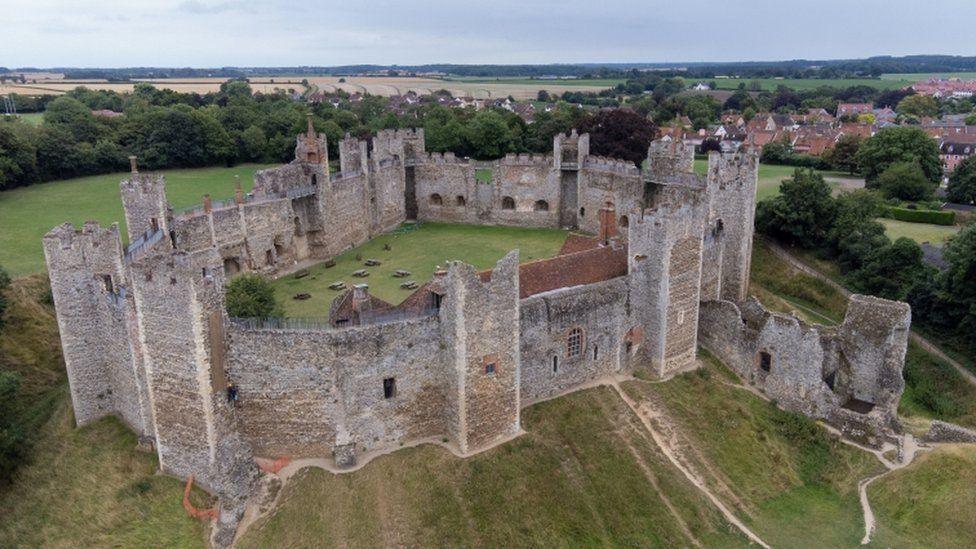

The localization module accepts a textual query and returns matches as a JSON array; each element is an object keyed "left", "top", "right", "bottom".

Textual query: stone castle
[{"left": 43, "top": 116, "right": 910, "bottom": 544}]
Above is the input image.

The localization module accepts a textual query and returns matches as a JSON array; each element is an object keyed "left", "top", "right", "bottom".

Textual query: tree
[
  {"left": 0, "top": 265, "right": 9, "bottom": 330},
  {"left": 537, "top": 90, "right": 550, "bottom": 102},
  {"left": 856, "top": 126, "right": 942, "bottom": 186},
  {"left": 877, "top": 161, "right": 936, "bottom": 201},
  {"left": 938, "top": 224, "right": 976, "bottom": 334},
  {"left": 241, "top": 125, "right": 268, "bottom": 161},
  {"left": 824, "top": 134, "right": 861, "bottom": 174},
  {"left": 849, "top": 238, "right": 932, "bottom": 301},
  {"left": 0, "top": 370, "right": 26, "bottom": 482},
  {"left": 575, "top": 109, "right": 657, "bottom": 166},
  {"left": 947, "top": 155, "right": 976, "bottom": 205},
  {"left": 463, "top": 110, "right": 513, "bottom": 159},
  {"left": 827, "top": 189, "right": 888, "bottom": 268},
  {"left": 755, "top": 169, "right": 837, "bottom": 248},
  {"left": 225, "top": 274, "right": 282, "bottom": 318},
  {"left": 0, "top": 123, "right": 37, "bottom": 190},
  {"left": 896, "top": 95, "right": 940, "bottom": 118}
]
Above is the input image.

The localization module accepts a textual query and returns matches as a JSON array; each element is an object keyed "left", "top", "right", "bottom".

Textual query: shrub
[
  {"left": 0, "top": 371, "right": 26, "bottom": 483},
  {"left": 883, "top": 207, "right": 956, "bottom": 226},
  {"left": 225, "top": 273, "right": 282, "bottom": 318}
]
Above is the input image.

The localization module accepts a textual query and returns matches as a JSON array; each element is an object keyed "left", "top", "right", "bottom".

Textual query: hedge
[{"left": 883, "top": 206, "right": 956, "bottom": 226}]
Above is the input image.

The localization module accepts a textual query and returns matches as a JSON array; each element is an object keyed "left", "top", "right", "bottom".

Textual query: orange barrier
[
  {"left": 256, "top": 456, "right": 291, "bottom": 474},
  {"left": 183, "top": 474, "right": 219, "bottom": 521}
]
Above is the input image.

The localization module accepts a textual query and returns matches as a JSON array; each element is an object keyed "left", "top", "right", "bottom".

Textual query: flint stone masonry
[
  {"left": 922, "top": 420, "right": 976, "bottom": 443},
  {"left": 698, "top": 294, "right": 911, "bottom": 447},
  {"left": 45, "top": 126, "right": 911, "bottom": 545}
]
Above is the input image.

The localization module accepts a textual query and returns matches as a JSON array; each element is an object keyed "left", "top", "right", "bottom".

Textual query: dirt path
[
  {"left": 852, "top": 434, "right": 923, "bottom": 545},
  {"left": 611, "top": 381, "right": 770, "bottom": 548},
  {"left": 763, "top": 239, "right": 976, "bottom": 388}
]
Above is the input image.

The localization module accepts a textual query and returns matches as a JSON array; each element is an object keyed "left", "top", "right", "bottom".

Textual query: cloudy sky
[{"left": 3, "top": 0, "right": 976, "bottom": 67}]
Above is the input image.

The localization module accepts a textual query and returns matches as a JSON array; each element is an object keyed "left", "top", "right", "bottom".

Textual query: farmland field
[
  {"left": 880, "top": 71, "right": 976, "bottom": 81},
  {"left": 705, "top": 77, "right": 912, "bottom": 91},
  {"left": 0, "top": 78, "right": 305, "bottom": 96},
  {"left": 0, "top": 164, "right": 273, "bottom": 277}
]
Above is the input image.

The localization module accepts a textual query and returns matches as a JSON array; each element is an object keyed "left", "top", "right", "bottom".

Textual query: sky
[{"left": 3, "top": 0, "right": 976, "bottom": 67}]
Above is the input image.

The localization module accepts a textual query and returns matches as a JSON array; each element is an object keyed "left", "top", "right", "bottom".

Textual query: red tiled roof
[
  {"left": 513, "top": 244, "right": 628, "bottom": 299},
  {"left": 558, "top": 234, "right": 602, "bottom": 255}
]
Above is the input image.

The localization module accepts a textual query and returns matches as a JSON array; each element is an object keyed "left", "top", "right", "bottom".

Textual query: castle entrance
[
  {"left": 404, "top": 166, "right": 418, "bottom": 220},
  {"left": 559, "top": 171, "right": 578, "bottom": 229}
]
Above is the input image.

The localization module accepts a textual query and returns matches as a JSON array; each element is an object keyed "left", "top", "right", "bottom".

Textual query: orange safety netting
[
  {"left": 183, "top": 474, "right": 219, "bottom": 521},
  {"left": 256, "top": 456, "right": 291, "bottom": 474}
]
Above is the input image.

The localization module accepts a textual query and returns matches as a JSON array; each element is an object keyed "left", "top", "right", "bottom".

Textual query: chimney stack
[
  {"left": 599, "top": 201, "right": 617, "bottom": 244},
  {"left": 128, "top": 155, "right": 138, "bottom": 174},
  {"left": 234, "top": 175, "right": 243, "bottom": 204},
  {"left": 306, "top": 111, "right": 316, "bottom": 139},
  {"left": 352, "top": 284, "right": 370, "bottom": 313},
  {"left": 203, "top": 194, "right": 212, "bottom": 214}
]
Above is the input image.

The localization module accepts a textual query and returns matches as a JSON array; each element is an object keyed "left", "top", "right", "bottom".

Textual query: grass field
[
  {"left": 445, "top": 76, "right": 626, "bottom": 87},
  {"left": 869, "top": 444, "right": 976, "bottom": 548},
  {"left": 880, "top": 71, "right": 976, "bottom": 81},
  {"left": 879, "top": 218, "right": 960, "bottom": 247},
  {"left": 0, "top": 164, "right": 273, "bottom": 277},
  {"left": 622, "top": 357, "right": 884, "bottom": 548},
  {"left": 705, "top": 77, "right": 912, "bottom": 91},
  {"left": 692, "top": 159, "right": 860, "bottom": 201},
  {"left": 10, "top": 112, "right": 44, "bottom": 125},
  {"left": 270, "top": 222, "right": 568, "bottom": 317},
  {"left": 239, "top": 386, "right": 751, "bottom": 548}
]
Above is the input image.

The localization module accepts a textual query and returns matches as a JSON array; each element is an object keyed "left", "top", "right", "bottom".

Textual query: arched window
[
  {"left": 456, "top": 195, "right": 466, "bottom": 207},
  {"left": 534, "top": 200, "right": 549, "bottom": 212},
  {"left": 552, "top": 355, "right": 558, "bottom": 372},
  {"left": 502, "top": 196, "right": 515, "bottom": 210},
  {"left": 619, "top": 215, "right": 629, "bottom": 228},
  {"left": 430, "top": 193, "right": 442, "bottom": 206},
  {"left": 567, "top": 327, "right": 583, "bottom": 358}
]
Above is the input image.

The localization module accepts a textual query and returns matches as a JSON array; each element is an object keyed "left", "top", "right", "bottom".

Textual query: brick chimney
[
  {"left": 234, "top": 175, "right": 243, "bottom": 204},
  {"left": 599, "top": 201, "right": 617, "bottom": 244},
  {"left": 352, "top": 284, "right": 370, "bottom": 313},
  {"left": 128, "top": 155, "right": 138, "bottom": 174},
  {"left": 203, "top": 194, "right": 212, "bottom": 214}
]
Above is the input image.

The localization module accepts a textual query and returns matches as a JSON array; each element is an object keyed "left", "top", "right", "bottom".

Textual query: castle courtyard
[{"left": 270, "top": 222, "right": 569, "bottom": 316}]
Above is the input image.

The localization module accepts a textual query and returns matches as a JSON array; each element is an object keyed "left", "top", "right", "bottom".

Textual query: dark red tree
[{"left": 575, "top": 109, "right": 657, "bottom": 167}]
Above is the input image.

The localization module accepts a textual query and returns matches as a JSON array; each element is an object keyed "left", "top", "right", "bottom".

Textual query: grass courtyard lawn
[
  {"left": 270, "top": 222, "right": 568, "bottom": 317},
  {"left": 474, "top": 167, "right": 492, "bottom": 182},
  {"left": 869, "top": 444, "right": 976, "bottom": 548},
  {"left": 239, "top": 386, "right": 749, "bottom": 548},
  {"left": 0, "top": 164, "right": 274, "bottom": 277},
  {"left": 879, "top": 218, "right": 961, "bottom": 247}
]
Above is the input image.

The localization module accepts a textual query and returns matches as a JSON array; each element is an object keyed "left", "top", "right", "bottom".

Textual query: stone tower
[
  {"left": 706, "top": 145, "right": 759, "bottom": 302},
  {"left": 440, "top": 251, "right": 521, "bottom": 453},
  {"left": 120, "top": 166, "right": 170, "bottom": 243},
  {"left": 295, "top": 111, "right": 328, "bottom": 169},
  {"left": 627, "top": 196, "right": 708, "bottom": 378}
]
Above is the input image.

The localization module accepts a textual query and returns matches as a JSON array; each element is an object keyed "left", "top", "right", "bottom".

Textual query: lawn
[
  {"left": 622, "top": 356, "right": 884, "bottom": 549},
  {"left": 0, "top": 164, "right": 274, "bottom": 277},
  {"left": 880, "top": 71, "right": 976, "bottom": 81},
  {"left": 239, "top": 386, "right": 749, "bottom": 548},
  {"left": 270, "top": 222, "right": 568, "bottom": 317},
  {"left": 879, "top": 218, "right": 960, "bottom": 247},
  {"left": 10, "top": 112, "right": 44, "bottom": 125},
  {"left": 692, "top": 159, "right": 858, "bottom": 201}
]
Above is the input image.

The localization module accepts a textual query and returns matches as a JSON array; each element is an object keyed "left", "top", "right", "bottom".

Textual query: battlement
[
  {"left": 417, "top": 151, "right": 468, "bottom": 164},
  {"left": 582, "top": 155, "right": 641, "bottom": 176},
  {"left": 499, "top": 152, "right": 551, "bottom": 167},
  {"left": 376, "top": 127, "right": 424, "bottom": 140}
]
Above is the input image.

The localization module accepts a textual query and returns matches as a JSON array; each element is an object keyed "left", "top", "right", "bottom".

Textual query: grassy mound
[
  {"left": 0, "top": 401, "right": 210, "bottom": 548},
  {"left": 270, "top": 222, "right": 568, "bottom": 316},
  {"left": 239, "top": 387, "right": 749, "bottom": 548},
  {"left": 870, "top": 445, "right": 976, "bottom": 548},
  {"left": 622, "top": 357, "right": 884, "bottom": 548},
  {"left": 0, "top": 164, "right": 273, "bottom": 277}
]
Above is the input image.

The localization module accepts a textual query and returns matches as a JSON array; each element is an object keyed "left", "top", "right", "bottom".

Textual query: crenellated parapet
[
  {"left": 582, "top": 155, "right": 641, "bottom": 176},
  {"left": 499, "top": 152, "right": 551, "bottom": 167}
]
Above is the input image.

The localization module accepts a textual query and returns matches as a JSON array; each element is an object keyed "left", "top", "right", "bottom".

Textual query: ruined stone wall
[
  {"left": 368, "top": 162, "right": 407, "bottom": 235},
  {"left": 43, "top": 222, "right": 153, "bottom": 436},
  {"left": 414, "top": 154, "right": 480, "bottom": 223},
  {"left": 226, "top": 317, "right": 445, "bottom": 458},
  {"left": 519, "top": 277, "right": 628, "bottom": 403},
  {"left": 491, "top": 155, "right": 561, "bottom": 228},
  {"left": 339, "top": 136, "right": 368, "bottom": 176},
  {"left": 698, "top": 295, "right": 910, "bottom": 446},
  {"left": 321, "top": 173, "right": 372, "bottom": 256},
  {"left": 578, "top": 160, "right": 643, "bottom": 234}
]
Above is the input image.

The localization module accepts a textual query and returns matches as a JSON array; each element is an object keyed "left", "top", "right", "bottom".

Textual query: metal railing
[
  {"left": 124, "top": 227, "right": 164, "bottom": 263},
  {"left": 230, "top": 306, "right": 438, "bottom": 332}
]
